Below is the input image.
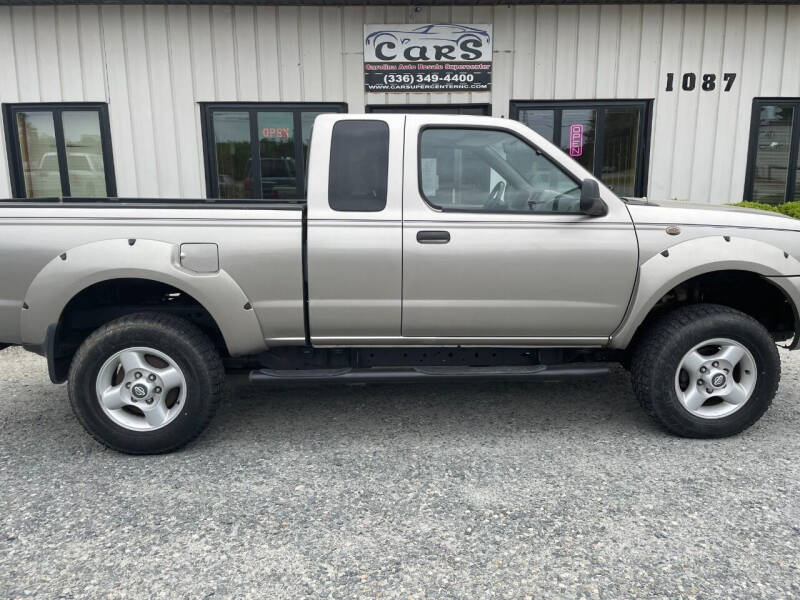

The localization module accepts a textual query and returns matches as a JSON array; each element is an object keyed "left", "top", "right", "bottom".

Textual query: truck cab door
[
  {"left": 306, "top": 114, "right": 405, "bottom": 344},
  {"left": 401, "top": 115, "right": 639, "bottom": 344}
]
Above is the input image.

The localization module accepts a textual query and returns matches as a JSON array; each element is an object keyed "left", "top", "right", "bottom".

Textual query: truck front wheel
[
  {"left": 68, "top": 313, "right": 224, "bottom": 454},
  {"left": 631, "top": 304, "right": 780, "bottom": 438}
]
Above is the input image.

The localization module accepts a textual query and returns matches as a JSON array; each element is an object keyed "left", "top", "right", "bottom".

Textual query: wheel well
[
  {"left": 630, "top": 270, "right": 797, "bottom": 351},
  {"left": 50, "top": 278, "right": 228, "bottom": 382}
]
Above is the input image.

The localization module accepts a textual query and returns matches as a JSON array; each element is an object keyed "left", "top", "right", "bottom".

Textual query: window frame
[
  {"left": 417, "top": 124, "right": 583, "bottom": 215},
  {"left": 744, "top": 97, "right": 800, "bottom": 204},
  {"left": 200, "top": 102, "right": 347, "bottom": 200},
  {"left": 509, "top": 99, "right": 652, "bottom": 198},
  {"left": 3, "top": 102, "right": 117, "bottom": 199}
]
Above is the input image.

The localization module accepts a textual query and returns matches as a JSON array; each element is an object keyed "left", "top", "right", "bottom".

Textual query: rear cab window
[{"left": 328, "top": 120, "right": 390, "bottom": 212}]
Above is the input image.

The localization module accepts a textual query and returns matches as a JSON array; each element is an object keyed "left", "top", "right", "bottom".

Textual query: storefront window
[
  {"left": 513, "top": 100, "right": 650, "bottom": 198},
  {"left": 746, "top": 101, "right": 799, "bottom": 205},
  {"left": 5, "top": 104, "right": 115, "bottom": 199},
  {"left": 203, "top": 103, "right": 346, "bottom": 200}
]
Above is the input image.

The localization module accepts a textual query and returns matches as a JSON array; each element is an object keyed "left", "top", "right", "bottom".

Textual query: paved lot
[{"left": 1, "top": 346, "right": 799, "bottom": 599}]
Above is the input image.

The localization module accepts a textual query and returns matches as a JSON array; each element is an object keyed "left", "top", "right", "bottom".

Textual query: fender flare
[
  {"left": 610, "top": 235, "right": 800, "bottom": 348},
  {"left": 21, "top": 238, "right": 266, "bottom": 356}
]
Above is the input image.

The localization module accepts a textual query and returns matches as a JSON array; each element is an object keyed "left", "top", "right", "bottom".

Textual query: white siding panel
[
  {"left": 689, "top": 5, "right": 725, "bottom": 203},
  {"left": 729, "top": 6, "right": 767, "bottom": 205},
  {"left": 637, "top": 5, "right": 663, "bottom": 98},
  {"left": 710, "top": 5, "right": 747, "bottom": 203},
  {"left": 0, "top": 7, "right": 17, "bottom": 198},
  {"left": 189, "top": 6, "right": 215, "bottom": 101},
  {"left": 553, "top": 6, "right": 578, "bottom": 100},
  {"left": 533, "top": 6, "right": 556, "bottom": 99},
  {"left": 122, "top": 5, "right": 159, "bottom": 196},
  {"left": 234, "top": 6, "right": 260, "bottom": 100},
  {"left": 167, "top": 5, "right": 204, "bottom": 197},
  {"left": 255, "top": 6, "right": 281, "bottom": 101},
  {"left": 145, "top": 5, "right": 181, "bottom": 197},
  {"left": 341, "top": 6, "right": 364, "bottom": 112},
  {"left": 277, "top": 7, "right": 302, "bottom": 100},
  {"left": 1, "top": 4, "right": 799, "bottom": 201},
  {"left": 12, "top": 7, "right": 41, "bottom": 101},
  {"left": 616, "top": 6, "right": 641, "bottom": 98},
  {"left": 648, "top": 5, "right": 683, "bottom": 201},
  {"left": 300, "top": 7, "right": 324, "bottom": 101},
  {"left": 595, "top": 5, "right": 620, "bottom": 98},
  {"left": 511, "top": 5, "right": 534, "bottom": 101},
  {"left": 669, "top": 5, "right": 704, "bottom": 200},
  {"left": 77, "top": 5, "right": 107, "bottom": 101},
  {"left": 34, "top": 6, "right": 61, "bottom": 102},
  {"left": 781, "top": 6, "right": 800, "bottom": 97},
  {"left": 574, "top": 6, "right": 600, "bottom": 99},
  {"left": 760, "top": 6, "right": 787, "bottom": 96},
  {"left": 100, "top": 6, "right": 138, "bottom": 196},
  {"left": 210, "top": 6, "right": 237, "bottom": 101},
  {"left": 55, "top": 5, "right": 84, "bottom": 100}
]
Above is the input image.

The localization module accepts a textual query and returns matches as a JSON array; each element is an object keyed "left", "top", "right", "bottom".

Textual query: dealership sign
[{"left": 363, "top": 24, "right": 492, "bottom": 92}]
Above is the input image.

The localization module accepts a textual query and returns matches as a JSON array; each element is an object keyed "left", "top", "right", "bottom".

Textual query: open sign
[
  {"left": 569, "top": 124, "right": 583, "bottom": 158},
  {"left": 262, "top": 127, "right": 291, "bottom": 139}
]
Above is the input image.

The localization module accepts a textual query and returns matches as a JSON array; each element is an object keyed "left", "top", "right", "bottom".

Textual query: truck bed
[{"left": 0, "top": 198, "right": 306, "bottom": 353}]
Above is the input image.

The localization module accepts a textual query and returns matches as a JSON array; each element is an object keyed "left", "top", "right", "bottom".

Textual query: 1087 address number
[{"left": 665, "top": 72, "right": 737, "bottom": 92}]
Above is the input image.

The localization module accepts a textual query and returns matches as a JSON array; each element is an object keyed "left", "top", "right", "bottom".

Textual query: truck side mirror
[{"left": 580, "top": 179, "right": 608, "bottom": 217}]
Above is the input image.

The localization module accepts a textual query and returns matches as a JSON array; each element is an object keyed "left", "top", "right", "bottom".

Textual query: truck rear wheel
[
  {"left": 68, "top": 313, "right": 224, "bottom": 454},
  {"left": 631, "top": 304, "right": 780, "bottom": 438}
]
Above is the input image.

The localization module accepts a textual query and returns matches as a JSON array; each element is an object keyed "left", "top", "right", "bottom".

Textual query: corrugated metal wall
[{"left": 0, "top": 3, "right": 799, "bottom": 201}]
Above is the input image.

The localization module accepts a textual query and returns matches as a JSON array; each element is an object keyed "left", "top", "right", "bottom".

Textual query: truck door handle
[{"left": 416, "top": 230, "right": 450, "bottom": 244}]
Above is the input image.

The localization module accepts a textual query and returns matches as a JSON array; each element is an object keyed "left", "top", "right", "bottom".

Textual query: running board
[{"left": 248, "top": 363, "right": 610, "bottom": 385}]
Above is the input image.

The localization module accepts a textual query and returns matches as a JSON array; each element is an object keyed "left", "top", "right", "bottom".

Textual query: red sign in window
[
  {"left": 569, "top": 123, "right": 583, "bottom": 157},
  {"left": 262, "top": 127, "right": 291, "bottom": 139}
]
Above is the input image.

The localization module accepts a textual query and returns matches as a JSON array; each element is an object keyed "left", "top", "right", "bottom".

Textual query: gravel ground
[{"left": 1, "top": 346, "right": 799, "bottom": 599}]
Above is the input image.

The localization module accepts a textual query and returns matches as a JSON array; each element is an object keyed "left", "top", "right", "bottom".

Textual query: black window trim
[
  {"left": 417, "top": 124, "right": 586, "bottom": 216},
  {"left": 3, "top": 101, "right": 117, "bottom": 199},
  {"left": 509, "top": 98, "right": 652, "bottom": 198},
  {"left": 200, "top": 101, "right": 348, "bottom": 200},
  {"left": 744, "top": 97, "right": 800, "bottom": 204},
  {"left": 366, "top": 103, "right": 491, "bottom": 116}
]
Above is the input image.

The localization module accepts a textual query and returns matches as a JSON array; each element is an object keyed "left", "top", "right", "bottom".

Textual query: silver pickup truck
[{"left": 1, "top": 114, "right": 798, "bottom": 454}]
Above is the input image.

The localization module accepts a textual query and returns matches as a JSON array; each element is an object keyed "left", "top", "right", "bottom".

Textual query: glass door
[
  {"left": 745, "top": 100, "right": 800, "bottom": 204},
  {"left": 511, "top": 100, "right": 651, "bottom": 198}
]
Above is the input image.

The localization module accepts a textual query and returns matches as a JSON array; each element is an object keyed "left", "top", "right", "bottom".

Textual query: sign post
[{"left": 363, "top": 24, "right": 493, "bottom": 93}]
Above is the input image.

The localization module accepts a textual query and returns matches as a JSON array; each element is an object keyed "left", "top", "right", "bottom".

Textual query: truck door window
[
  {"left": 329, "top": 120, "right": 389, "bottom": 212},
  {"left": 419, "top": 128, "right": 582, "bottom": 213}
]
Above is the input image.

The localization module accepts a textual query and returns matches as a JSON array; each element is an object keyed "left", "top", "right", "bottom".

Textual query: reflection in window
[
  {"left": 204, "top": 104, "right": 346, "bottom": 200},
  {"left": 9, "top": 105, "right": 113, "bottom": 198},
  {"left": 62, "top": 111, "right": 106, "bottom": 197},
  {"left": 518, "top": 109, "right": 554, "bottom": 143},
  {"left": 602, "top": 108, "right": 640, "bottom": 197},
  {"left": 419, "top": 128, "right": 581, "bottom": 213},
  {"left": 258, "top": 112, "right": 296, "bottom": 199},
  {"left": 561, "top": 109, "right": 597, "bottom": 175},
  {"left": 751, "top": 104, "right": 795, "bottom": 205},
  {"left": 212, "top": 112, "right": 250, "bottom": 200},
  {"left": 515, "top": 101, "right": 648, "bottom": 198},
  {"left": 15, "top": 111, "right": 60, "bottom": 198}
]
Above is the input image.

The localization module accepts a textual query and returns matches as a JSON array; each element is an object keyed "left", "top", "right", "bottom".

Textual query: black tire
[
  {"left": 68, "top": 312, "right": 224, "bottom": 454},
  {"left": 631, "top": 304, "right": 780, "bottom": 438}
]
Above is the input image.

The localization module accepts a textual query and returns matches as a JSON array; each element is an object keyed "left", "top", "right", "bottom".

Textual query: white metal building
[{"left": 0, "top": 1, "right": 799, "bottom": 205}]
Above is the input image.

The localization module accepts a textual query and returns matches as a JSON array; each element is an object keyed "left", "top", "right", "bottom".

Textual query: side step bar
[{"left": 249, "top": 363, "right": 611, "bottom": 385}]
